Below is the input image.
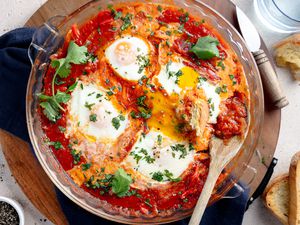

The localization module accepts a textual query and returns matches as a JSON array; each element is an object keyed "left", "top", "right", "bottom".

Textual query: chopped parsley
[
  {"left": 152, "top": 171, "right": 164, "bottom": 182},
  {"left": 137, "top": 95, "right": 147, "bottom": 107},
  {"left": 229, "top": 74, "right": 237, "bottom": 85},
  {"left": 58, "top": 126, "right": 66, "bottom": 133},
  {"left": 157, "top": 5, "right": 163, "bottom": 12},
  {"left": 217, "top": 60, "right": 225, "bottom": 70},
  {"left": 84, "top": 102, "right": 95, "bottom": 110},
  {"left": 111, "top": 114, "right": 125, "bottom": 130},
  {"left": 81, "top": 163, "right": 92, "bottom": 171},
  {"left": 144, "top": 199, "right": 152, "bottom": 207},
  {"left": 151, "top": 170, "right": 181, "bottom": 182},
  {"left": 136, "top": 54, "right": 150, "bottom": 74},
  {"left": 171, "top": 144, "right": 187, "bottom": 159},
  {"left": 89, "top": 114, "right": 97, "bottom": 122},
  {"left": 71, "top": 149, "right": 82, "bottom": 164},
  {"left": 157, "top": 134, "right": 162, "bottom": 145},
  {"left": 120, "top": 13, "right": 133, "bottom": 31}
]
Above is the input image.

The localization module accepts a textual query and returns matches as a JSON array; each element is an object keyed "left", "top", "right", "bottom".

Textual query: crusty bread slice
[
  {"left": 289, "top": 152, "right": 300, "bottom": 225},
  {"left": 274, "top": 33, "right": 300, "bottom": 81},
  {"left": 263, "top": 174, "right": 289, "bottom": 225}
]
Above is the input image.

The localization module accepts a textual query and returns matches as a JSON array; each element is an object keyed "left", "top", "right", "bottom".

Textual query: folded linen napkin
[{"left": 0, "top": 28, "right": 249, "bottom": 225}]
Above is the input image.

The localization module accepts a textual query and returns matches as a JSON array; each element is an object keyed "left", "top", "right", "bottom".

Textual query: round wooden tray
[{"left": 0, "top": 1, "right": 281, "bottom": 225}]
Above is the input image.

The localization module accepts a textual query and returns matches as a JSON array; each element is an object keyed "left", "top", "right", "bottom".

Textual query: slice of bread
[
  {"left": 274, "top": 33, "right": 300, "bottom": 80},
  {"left": 263, "top": 174, "right": 289, "bottom": 225},
  {"left": 289, "top": 152, "right": 300, "bottom": 225}
]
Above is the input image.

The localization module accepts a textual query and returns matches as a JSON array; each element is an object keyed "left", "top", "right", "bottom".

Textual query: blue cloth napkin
[{"left": 0, "top": 28, "right": 249, "bottom": 225}]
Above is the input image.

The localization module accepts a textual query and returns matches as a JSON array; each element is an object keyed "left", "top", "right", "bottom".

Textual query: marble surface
[{"left": 0, "top": 0, "right": 299, "bottom": 224}]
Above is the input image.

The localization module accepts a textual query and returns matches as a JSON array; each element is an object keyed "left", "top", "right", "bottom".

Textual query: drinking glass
[{"left": 254, "top": 0, "right": 300, "bottom": 33}]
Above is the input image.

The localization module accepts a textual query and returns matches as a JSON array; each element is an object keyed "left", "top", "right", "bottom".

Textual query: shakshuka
[{"left": 38, "top": 2, "right": 249, "bottom": 216}]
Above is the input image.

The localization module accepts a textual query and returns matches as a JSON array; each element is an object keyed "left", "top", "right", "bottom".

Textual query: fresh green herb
[
  {"left": 165, "top": 30, "right": 172, "bottom": 36},
  {"left": 51, "top": 41, "right": 88, "bottom": 79},
  {"left": 80, "top": 83, "right": 84, "bottom": 89},
  {"left": 157, "top": 5, "right": 163, "bottom": 12},
  {"left": 179, "top": 12, "right": 189, "bottom": 23},
  {"left": 96, "top": 93, "right": 103, "bottom": 98},
  {"left": 164, "top": 169, "right": 181, "bottom": 182},
  {"left": 106, "top": 90, "right": 114, "bottom": 96},
  {"left": 183, "top": 198, "right": 189, "bottom": 203},
  {"left": 157, "top": 134, "right": 162, "bottom": 145},
  {"left": 37, "top": 91, "right": 71, "bottom": 122},
  {"left": 130, "top": 152, "right": 143, "bottom": 164},
  {"left": 190, "top": 36, "right": 220, "bottom": 60},
  {"left": 66, "top": 81, "right": 78, "bottom": 92},
  {"left": 58, "top": 126, "right": 66, "bottom": 133},
  {"left": 215, "top": 87, "right": 222, "bottom": 94},
  {"left": 71, "top": 149, "right": 81, "bottom": 164},
  {"left": 144, "top": 199, "right": 152, "bottom": 207},
  {"left": 120, "top": 13, "right": 133, "bottom": 31},
  {"left": 111, "top": 168, "right": 133, "bottom": 197},
  {"left": 112, "top": 117, "right": 121, "bottom": 129},
  {"left": 54, "top": 77, "right": 65, "bottom": 85},
  {"left": 171, "top": 144, "right": 187, "bottom": 159},
  {"left": 137, "top": 95, "right": 147, "bottom": 107},
  {"left": 217, "top": 60, "right": 225, "bottom": 70},
  {"left": 152, "top": 171, "right": 164, "bottom": 182},
  {"left": 81, "top": 163, "right": 92, "bottom": 171},
  {"left": 89, "top": 114, "right": 97, "bottom": 122},
  {"left": 136, "top": 55, "right": 150, "bottom": 74},
  {"left": 215, "top": 85, "right": 227, "bottom": 94},
  {"left": 47, "top": 141, "right": 63, "bottom": 150},
  {"left": 84, "top": 102, "right": 95, "bottom": 110},
  {"left": 151, "top": 170, "right": 181, "bottom": 182},
  {"left": 144, "top": 155, "right": 155, "bottom": 164},
  {"left": 166, "top": 40, "right": 171, "bottom": 47},
  {"left": 229, "top": 74, "right": 237, "bottom": 85}
]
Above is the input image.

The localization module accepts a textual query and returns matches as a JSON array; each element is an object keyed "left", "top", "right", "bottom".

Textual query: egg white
[
  {"left": 124, "top": 130, "right": 194, "bottom": 183},
  {"left": 66, "top": 82, "right": 128, "bottom": 144},
  {"left": 105, "top": 36, "right": 150, "bottom": 81}
]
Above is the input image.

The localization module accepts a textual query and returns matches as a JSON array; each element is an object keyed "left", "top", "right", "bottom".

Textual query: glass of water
[{"left": 254, "top": 0, "right": 300, "bottom": 33}]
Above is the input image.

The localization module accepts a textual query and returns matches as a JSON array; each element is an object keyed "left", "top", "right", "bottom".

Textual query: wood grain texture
[
  {"left": 0, "top": 129, "right": 68, "bottom": 225},
  {"left": 0, "top": 0, "right": 281, "bottom": 224}
]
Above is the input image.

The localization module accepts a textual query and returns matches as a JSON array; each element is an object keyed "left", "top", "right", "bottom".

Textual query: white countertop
[{"left": 0, "top": 0, "right": 299, "bottom": 225}]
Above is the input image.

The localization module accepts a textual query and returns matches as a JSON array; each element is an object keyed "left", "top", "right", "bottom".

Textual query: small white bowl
[{"left": 0, "top": 196, "right": 25, "bottom": 225}]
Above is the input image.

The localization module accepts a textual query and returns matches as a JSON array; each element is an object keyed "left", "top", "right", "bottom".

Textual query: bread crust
[
  {"left": 273, "top": 33, "right": 300, "bottom": 49},
  {"left": 289, "top": 152, "right": 300, "bottom": 225},
  {"left": 262, "top": 174, "right": 289, "bottom": 225}
]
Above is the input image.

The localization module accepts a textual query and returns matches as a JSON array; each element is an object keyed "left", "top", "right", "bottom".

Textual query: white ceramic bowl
[{"left": 0, "top": 196, "right": 25, "bottom": 225}]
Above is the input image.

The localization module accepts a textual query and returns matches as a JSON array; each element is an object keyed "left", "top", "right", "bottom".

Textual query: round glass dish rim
[{"left": 26, "top": 0, "right": 264, "bottom": 224}]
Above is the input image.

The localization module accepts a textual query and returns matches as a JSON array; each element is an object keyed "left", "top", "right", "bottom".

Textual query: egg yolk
[
  {"left": 114, "top": 42, "right": 136, "bottom": 65},
  {"left": 178, "top": 66, "right": 199, "bottom": 89}
]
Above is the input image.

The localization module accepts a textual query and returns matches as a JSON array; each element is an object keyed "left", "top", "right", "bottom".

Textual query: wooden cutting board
[{"left": 0, "top": 1, "right": 281, "bottom": 225}]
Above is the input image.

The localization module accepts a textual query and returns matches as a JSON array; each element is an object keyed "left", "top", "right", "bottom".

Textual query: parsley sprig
[{"left": 38, "top": 41, "right": 89, "bottom": 122}]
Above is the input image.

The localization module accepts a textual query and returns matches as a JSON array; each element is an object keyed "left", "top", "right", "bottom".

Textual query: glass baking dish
[{"left": 26, "top": 0, "right": 264, "bottom": 223}]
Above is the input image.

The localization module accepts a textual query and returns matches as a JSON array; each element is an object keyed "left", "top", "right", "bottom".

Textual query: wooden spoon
[{"left": 188, "top": 136, "right": 241, "bottom": 225}]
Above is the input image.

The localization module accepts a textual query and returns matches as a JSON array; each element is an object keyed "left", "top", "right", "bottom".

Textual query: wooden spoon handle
[{"left": 188, "top": 169, "right": 220, "bottom": 225}]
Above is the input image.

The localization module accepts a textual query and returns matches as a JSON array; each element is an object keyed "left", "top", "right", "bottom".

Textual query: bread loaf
[{"left": 274, "top": 33, "right": 300, "bottom": 81}]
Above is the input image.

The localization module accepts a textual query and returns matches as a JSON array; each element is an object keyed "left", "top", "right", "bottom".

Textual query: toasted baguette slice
[
  {"left": 289, "top": 152, "right": 300, "bottom": 225},
  {"left": 263, "top": 174, "right": 289, "bottom": 225},
  {"left": 274, "top": 33, "right": 300, "bottom": 80}
]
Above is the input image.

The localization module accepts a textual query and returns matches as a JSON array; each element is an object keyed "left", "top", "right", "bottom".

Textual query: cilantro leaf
[
  {"left": 112, "top": 168, "right": 133, "bottom": 197},
  {"left": 190, "top": 36, "right": 220, "bottom": 60},
  {"left": 51, "top": 41, "right": 89, "bottom": 78},
  {"left": 39, "top": 101, "right": 60, "bottom": 122},
  {"left": 37, "top": 91, "right": 71, "bottom": 122},
  {"left": 67, "top": 81, "right": 78, "bottom": 92}
]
